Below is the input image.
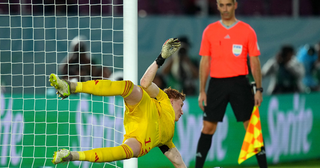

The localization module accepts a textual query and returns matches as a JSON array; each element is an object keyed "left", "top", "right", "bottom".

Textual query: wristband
[
  {"left": 256, "top": 87, "right": 263, "bottom": 93},
  {"left": 155, "top": 54, "right": 165, "bottom": 68}
]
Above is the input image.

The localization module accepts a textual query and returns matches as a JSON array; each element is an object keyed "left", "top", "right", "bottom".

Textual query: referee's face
[
  {"left": 171, "top": 98, "right": 184, "bottom": 122},
  {"left": 217, "top": 0, "right": 237, "bottom": 20}
]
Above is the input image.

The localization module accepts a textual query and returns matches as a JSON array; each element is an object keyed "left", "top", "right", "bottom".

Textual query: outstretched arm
[
  {"left": 164, "top": 147, "right": 187, "bottom": 168},
  {"left": 140, "top": 38, "right": 181, "bottom": 98},
  {"left": 140, "top": 61, "right": 160, "bottom": 98}
]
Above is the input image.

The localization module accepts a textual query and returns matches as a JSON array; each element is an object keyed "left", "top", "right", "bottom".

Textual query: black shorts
[{"left": 204, "top": 75, "right": 254, "bottom": 122}]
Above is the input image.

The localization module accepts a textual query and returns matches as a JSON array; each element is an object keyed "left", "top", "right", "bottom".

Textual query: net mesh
[{"left": 0, "top": 0, "right": 125, "bottom": 167}]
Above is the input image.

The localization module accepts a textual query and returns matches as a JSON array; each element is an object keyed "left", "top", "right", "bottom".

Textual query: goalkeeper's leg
[
  {"left": 75, "top": 79, "right": 135, "bottom": 98},
  {"left": 49, "top": 74, "right": 141, "bottom": 103},
  {"left": 49, "top": 73, "right": 73, "bottom": 99},
  {"left": 52, "top": 138, "right": 140, "bottom": 164}
]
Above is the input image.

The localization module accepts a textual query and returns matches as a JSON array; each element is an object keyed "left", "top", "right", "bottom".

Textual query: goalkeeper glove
[{"left": 156, "top": 38, "right": 181, "bottom": 67}]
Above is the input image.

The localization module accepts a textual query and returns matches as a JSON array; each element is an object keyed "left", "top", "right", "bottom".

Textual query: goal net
[{"left": 0, "top": 0, "right": 137, "bottom": 168}]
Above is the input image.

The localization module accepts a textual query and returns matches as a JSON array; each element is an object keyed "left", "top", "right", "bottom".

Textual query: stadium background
[{"left": 1, "top": 0, "right": 320, "bottom": 167}]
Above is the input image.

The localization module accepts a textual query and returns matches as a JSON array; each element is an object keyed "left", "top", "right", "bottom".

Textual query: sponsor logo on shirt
[{"left": 232, "top": 44, "right": 242, "bottom": 56}]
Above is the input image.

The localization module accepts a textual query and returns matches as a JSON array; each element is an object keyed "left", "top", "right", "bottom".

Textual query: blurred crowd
[
  {"left": 59, "top": 35, "right": 112, "bottom": 82},
  {"left": 60, "top": 35, "right": 199, "bottom": 96},
  {"left": 2, "top": 0, "right": 320, "bottom": 96},
  {"left": 0, "top": 0, "right": 320, "bottom": 16},
  {"left": 46, "top": 34, "right": 320, "bottom": 96},
  {"left": 262, "top": 42, "right": 320, "bottom": 95}
]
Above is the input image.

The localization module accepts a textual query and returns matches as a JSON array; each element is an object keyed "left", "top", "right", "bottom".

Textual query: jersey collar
[{"left": 219, "top": 20, "right": 239, "bottom": 29}]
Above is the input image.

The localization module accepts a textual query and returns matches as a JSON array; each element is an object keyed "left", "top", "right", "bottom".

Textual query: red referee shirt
[{"left": 199, "top": 20, "right": 260, "bottom": 78}]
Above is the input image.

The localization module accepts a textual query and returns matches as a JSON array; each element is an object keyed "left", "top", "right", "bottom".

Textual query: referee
[{"left": 195, "top": 0, "right": 267, "bottom": 167}]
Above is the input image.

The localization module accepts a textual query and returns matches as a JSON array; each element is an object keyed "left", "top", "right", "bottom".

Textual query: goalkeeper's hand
[
  {"left": 161, "top": 38, "right": 181, "bottom": 59},
  {"left": 155, "top": 38, "right": 181, "bottom": 67}
]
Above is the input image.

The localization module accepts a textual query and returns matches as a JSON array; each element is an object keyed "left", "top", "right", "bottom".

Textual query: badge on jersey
[{"left": 232, "top": 44, "right": 243, "bottom": 56}]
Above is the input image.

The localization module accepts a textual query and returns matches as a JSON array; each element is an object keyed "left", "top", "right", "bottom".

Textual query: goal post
[{"left": 123, "top": 1, "right": 138, "bottom": 168}]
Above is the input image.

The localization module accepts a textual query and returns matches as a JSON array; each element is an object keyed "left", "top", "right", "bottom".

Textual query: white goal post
[{"left": 123, "top": 0, "right": 138, "bottom": 168}]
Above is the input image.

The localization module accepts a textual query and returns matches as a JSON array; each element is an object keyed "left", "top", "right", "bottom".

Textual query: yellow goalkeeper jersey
[{"left": 123, "top": 87, "right": 176, "bottom": 157}]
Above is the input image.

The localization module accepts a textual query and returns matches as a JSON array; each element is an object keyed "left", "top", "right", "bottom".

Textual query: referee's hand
[
  {"left": 254, "top": 92, "right": 263, "bottom": 106},
  {"left": 198, "top": 91, "right": 207, "bottom": 111}
]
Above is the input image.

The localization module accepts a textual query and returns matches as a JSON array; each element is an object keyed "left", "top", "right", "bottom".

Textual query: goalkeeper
[{"left": 50, "top": 38, "right": 187, "bottom": 168}]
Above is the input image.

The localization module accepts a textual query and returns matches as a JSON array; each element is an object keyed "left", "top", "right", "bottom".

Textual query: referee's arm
[
  {"left": 250, "top": 56, "right": 263, "bottom": 106},
  {"left": 198, "top": 55, "right": 210, "bottom": 111}
]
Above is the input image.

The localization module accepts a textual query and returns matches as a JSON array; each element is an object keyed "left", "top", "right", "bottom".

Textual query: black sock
[
  {"left": 255, "top": 145, "right": 268, "bottom": 168},
  {"left": 195, "top": 133, "right": 213, "bottom": 168}
]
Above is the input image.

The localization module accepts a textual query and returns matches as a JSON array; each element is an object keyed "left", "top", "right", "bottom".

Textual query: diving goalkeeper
[{"left": 50, "top": 38, "right": 187, "bottom": 168}]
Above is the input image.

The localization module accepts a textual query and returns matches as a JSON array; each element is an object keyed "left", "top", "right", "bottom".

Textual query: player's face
[
  {"left": 171, "top": 98, "right": 184, "bottom": 122},
  {"left": 217, "top": 0, "right": 237, "bottom": 20}
]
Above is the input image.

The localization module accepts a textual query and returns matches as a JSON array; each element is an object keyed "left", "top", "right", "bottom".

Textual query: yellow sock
[
  {"left": 75, "top": 80, "right": 134, "bottom": 98},
  {"left": 79, "top": 144, "right": 134, "bottom": 162}
]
